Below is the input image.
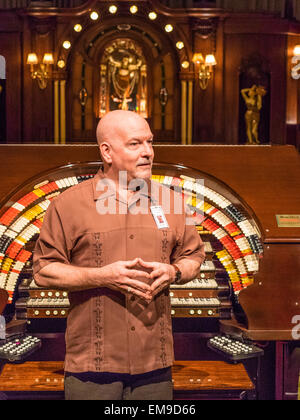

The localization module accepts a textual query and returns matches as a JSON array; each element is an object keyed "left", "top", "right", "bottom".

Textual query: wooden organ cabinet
[{"left": 0, "top": 144, "right": 299, "bottom": 400}]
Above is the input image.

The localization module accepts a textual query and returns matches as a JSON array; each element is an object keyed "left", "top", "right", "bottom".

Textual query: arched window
[{"left": 0, "top": 55, "right": 6, "bottom": 143}]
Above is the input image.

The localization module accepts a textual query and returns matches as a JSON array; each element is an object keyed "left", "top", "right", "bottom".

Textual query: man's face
[{"left": 109, "top": 117, "right": 154, "bottom": 183}]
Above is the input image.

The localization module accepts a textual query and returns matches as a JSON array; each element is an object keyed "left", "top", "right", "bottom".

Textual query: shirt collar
[{"left": 92, "top": 168, "right": 154, "bottom": 204}]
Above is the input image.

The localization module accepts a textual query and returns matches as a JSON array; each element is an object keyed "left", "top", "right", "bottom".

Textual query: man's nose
[{"left": 141, "top": 141, "right": 153, "bottom": 157}]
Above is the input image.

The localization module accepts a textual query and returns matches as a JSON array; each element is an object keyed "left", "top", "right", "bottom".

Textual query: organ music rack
[{"left": 0, "top": 144, "right": 299, "bottom": 399}]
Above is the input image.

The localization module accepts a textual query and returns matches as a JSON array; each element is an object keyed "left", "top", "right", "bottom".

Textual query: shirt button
[
  {"left": 129, "top": 234, "right": 134, "bottom": 239},
  {"left": 131, "top": 326, "right": 135, "bottom": 331}
]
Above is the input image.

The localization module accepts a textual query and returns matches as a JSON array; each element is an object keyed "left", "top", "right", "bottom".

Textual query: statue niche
[
  {"left": 99, "top": 39, "right": 147, "bottom": 117},
  {"left": 241, "top": 85, "right": 267, "bottom": 145},
  {"left": 238, "top": 54, "right": 270, "bottom": 145}
]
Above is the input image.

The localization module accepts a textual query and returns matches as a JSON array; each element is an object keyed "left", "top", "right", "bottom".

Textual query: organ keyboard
[
  {"left": 170, "top": 278, "right": 218, "bottom": 289},
  {"left": 171, "top": 297, "right": 221, "bottom": 306}
]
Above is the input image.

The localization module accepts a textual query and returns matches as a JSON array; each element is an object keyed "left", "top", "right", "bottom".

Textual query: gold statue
[
  {"left": 108, "top": 54, "right": 142, "bottom": 110},
  {"left": 241, "top": 85, "right": 267, "bottom": 145}
]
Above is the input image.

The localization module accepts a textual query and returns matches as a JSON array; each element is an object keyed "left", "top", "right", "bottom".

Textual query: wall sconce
[
  {"left": 26, "top": 53, "right": 54, "bottom": 89},
  {"left": 192, "top": 53, "right": 217, "bottom": 90},
  {"left": 291, "top": 45, "right": 300, "bottom": 80}
]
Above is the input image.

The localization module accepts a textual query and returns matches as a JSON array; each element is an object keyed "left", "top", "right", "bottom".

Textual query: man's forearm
[{"left": 34, "top": 262, "right": 109, "bottom": 291}]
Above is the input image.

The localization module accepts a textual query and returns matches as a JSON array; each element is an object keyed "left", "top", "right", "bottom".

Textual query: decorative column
[
  {"left": 54, "top": 80, "right": 59, "bottom": 144},
  {"left": 54, "top": 77, "right": 67, "bottom": 144},
  {"left": 187, "top": 80, "right": 193, "bottom": 145},
  {"left": 60, "top": 80, "right": 66, "bottom": 144},
  {"left": 181, "top": 79, "right": 187, "bottom": 145},
  {"left": 180, "top": 72, "right": 194, "bottom": 145}
]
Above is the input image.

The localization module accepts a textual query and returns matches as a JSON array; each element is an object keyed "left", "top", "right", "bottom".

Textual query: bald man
[{"left": 33, "top": 110, "right": 205, "bottom": 400}]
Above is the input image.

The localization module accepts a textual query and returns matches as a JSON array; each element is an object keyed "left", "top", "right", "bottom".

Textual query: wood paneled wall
[{"left": 0, "top": 2, "right": 299, "bottom": 146}]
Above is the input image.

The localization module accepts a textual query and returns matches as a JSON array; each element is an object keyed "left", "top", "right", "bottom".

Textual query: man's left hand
[{"left": 137, "top": 258, "right": 175, "bottom": 299}]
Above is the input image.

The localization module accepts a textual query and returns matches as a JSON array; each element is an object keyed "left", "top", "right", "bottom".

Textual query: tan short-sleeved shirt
[{"left": 33, "top": 169, "right": 205, "bottom": 374}]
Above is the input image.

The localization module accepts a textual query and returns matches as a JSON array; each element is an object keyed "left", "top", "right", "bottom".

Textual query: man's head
[{"left": 96, "top": 110, "right": 154, "bottom": 183}]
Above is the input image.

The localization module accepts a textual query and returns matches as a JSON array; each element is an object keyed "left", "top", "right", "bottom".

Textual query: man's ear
[{"left": 99, "top": 142, "right": 112, "bottom": 164}]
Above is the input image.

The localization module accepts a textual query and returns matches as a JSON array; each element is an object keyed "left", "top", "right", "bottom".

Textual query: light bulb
[
  {"left": 165, "top": 24, "right": 173, "bottom": 33},
  {"left": 109, "top": 5, "right": 117, "bottom": 14},
  {"left": 130, "top": 5, "right": 138, "bottom": 14},
  {"left": 63, "top": 40, "right": 71, "bottom": 50},
  {"left": 74, "top": 24, "right": 82, "bottom": 32},
  {"left": 90, "top": 11, "right": 99, "bottom": 20},
  {"left": 148, "top": 12, "right": 157, "bottom": 20}
]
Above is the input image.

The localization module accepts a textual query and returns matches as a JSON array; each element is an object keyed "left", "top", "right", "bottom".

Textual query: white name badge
[{"left": 150, "top": 205, "right": 169, "bottom": 229}]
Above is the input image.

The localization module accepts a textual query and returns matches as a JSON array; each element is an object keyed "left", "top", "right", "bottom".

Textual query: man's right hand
[{"left": 102, "top": 258, "right": 153, "bottom": 302}]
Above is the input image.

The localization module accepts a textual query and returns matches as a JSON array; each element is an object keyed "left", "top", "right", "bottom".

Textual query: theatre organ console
[
  {"left": 0, "top": 163, "right": 262, "bottom": 330},
  {"left": 0, "top": 144, "right": 299, "bottom": 400}
]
